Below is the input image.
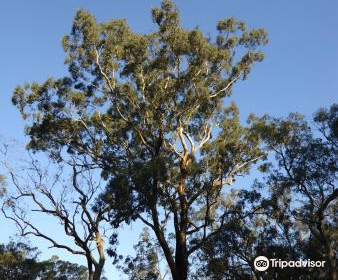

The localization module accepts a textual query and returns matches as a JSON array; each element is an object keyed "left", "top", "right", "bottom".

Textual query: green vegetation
[
  {"left": 1, "top": 1, "right": 336, "bottom": 280},
  {"left": 0, "top": 242, "right": 88, "bottom": 280}
]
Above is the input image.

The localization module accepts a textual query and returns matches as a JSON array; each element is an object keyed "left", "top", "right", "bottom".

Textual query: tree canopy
[
  {"left": 195, "top": 104, "right": 337, "bottom": 280},
  {"left": 0, "top": 241, "right": 88, "bottom": 280},
  {"left": 11, "top": 1, "right": 268, "bottom": 279}
]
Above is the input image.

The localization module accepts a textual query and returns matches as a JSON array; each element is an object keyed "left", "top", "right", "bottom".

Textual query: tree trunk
[
  {"left": 93, "top": 233, "right": 106, "bottom": 280},
  {"left": 92, "top": 262, "right": 105, "bottom": 280},
  {"left": 87, "top": 258, "right": 94, "bottom": 280},
  {"left": 173, "top": 258, "right": 188, "bottom": 280},
  {"left": 328, "top": 246, "right": 337, "bottom": 280},
  {"left": 173, "top": 231, "right": 188, "bottom": 280},
  {"left": 173, "top": 163, "right": 189, "bottom": 280},
  {"left": 93, "top": 268, "right": 104, "bottom": 280}
]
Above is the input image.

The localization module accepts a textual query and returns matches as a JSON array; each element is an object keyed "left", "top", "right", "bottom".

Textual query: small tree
[
  {"left": 119, "top": 227, "right": 167, "bottom": 280},
  {"left": 11, "top": 1, "right": 267, "bottom": 279}
]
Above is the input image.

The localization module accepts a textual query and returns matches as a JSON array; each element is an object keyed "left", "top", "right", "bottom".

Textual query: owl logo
[{"left": 254, "top": 256, "right": 270, "bottom": 271}]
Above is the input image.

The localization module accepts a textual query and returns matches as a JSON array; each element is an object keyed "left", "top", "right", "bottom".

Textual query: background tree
[
  {"left": 197, "top": 104, "right": 337, "bottom": 280},
  {"left": 254, "top": 104, "right": 337, "bottom": 280},
  {"left": 0, "top": 241, "right": 43, "bottom": 280},
  {"left": 1, "top": 146, "right": 112, "bottom": 280},
  {"left": 0, "top": 241, "right": 88, "bottom": 280},
  {"left": 195, "top": 187, "right": 324, "bottom": 280},
  {"left": 119, "top": 227, "right": 167, "bottom": 280},
  {"left": 11, "top": 1, "right": 267, "bottom": 279},
  {"left": 40, "top": 255, "right": 88, "bottom": 280}
]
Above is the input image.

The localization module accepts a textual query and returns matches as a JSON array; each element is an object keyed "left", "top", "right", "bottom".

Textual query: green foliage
[
  {"left": 11, "top": 1, "right": 268, "bottom": 279},
  {"left": 12, "top": 0, "right": 267, "bottom": 163},
  {"left": 0, "top": 174, "right": 6, "bottom": 197},
  {"left": 0, "top": 242, "right": 88, "bottom": 280},
  {"left": 257, "top": 104, "right": 338, "bottom": 279},
  {"left": 197, "top": 104, "right": 337, "bottom": 280},
  {"left": 7, "top": 0, "right": 337, "bottom": 279},
  {"left": 119, "top": 228, "right": 162, "bottom": 280},
  {"left": 39, "top": 256, "right": 88, "bottom": 280},
  {"left": 0, "top": 242, "right": 42, "bottom": 280}
]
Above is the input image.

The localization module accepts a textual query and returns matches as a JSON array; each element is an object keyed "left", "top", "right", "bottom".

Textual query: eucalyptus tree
[
  {"left": 11, "top": 1, "right": 268, "bottom": 279},
  {"left": 253, "top": 104, "right": 338, "bottom": 280},
  {"left": 119, "top": 227, "right": 165, "bottom": 280},
  {"left": 195, "top": 187, "right": 318, "bottom": 280}
]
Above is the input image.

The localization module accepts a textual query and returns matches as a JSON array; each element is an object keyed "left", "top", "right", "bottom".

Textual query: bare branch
[{"left": 209, "top": 74, "right": 241, "bottom": 99}]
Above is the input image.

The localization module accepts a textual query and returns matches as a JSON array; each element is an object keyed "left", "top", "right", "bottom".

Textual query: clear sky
[{"left": 0, "top": 0, "right": 337, "bottom": 279}]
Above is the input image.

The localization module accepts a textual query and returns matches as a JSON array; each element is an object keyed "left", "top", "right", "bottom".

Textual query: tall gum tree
[{"left": 12, "top": 1, "right": 268, "bottom": 279}]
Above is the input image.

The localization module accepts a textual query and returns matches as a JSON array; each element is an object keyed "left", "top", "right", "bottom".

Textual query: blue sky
[{"left": 0, "top": 0, "right": 337, "bottom": 279}]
